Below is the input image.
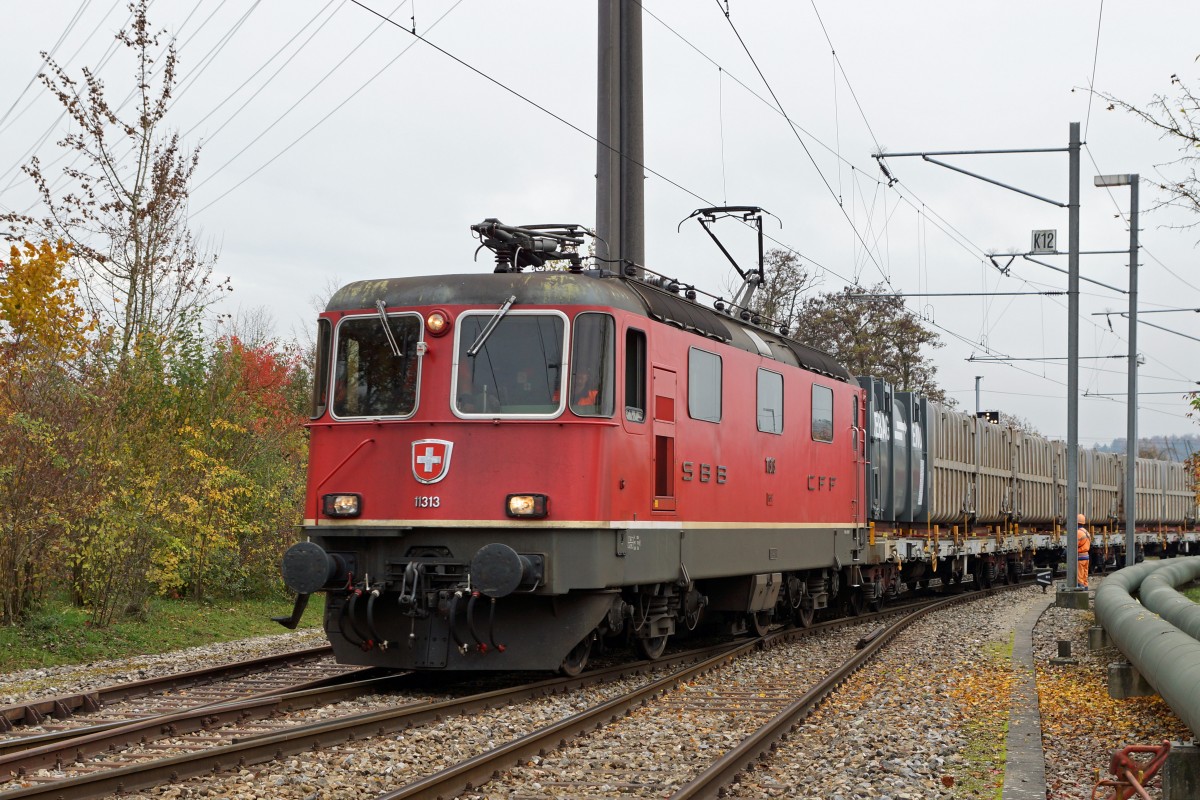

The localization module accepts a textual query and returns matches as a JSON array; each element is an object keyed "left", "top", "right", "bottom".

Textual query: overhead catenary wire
[
  {"left": 713, "top": 0, "right": 890, "bottom": 285},
  {"left": 192, "top": 0, "right": 466, "bottom": 215},
  {"left": 8, "top": 4, "right": 1189, "bottom": 430},
  {"left": 0, "top": 0, "right": 94, "bottom": 133},
  {"left": 644, "top": 3, "right": 1180, "bottom": 410},
  {"left": 652, "top": 0, "right": 1147, "bottom": 393}
]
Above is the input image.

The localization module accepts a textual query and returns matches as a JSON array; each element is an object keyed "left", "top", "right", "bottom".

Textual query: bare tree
[
  {"left": 1000, "top": 412, "right": 1040, "bottom": 434},
  {"left": 1, "top": 1, "right": 227, "bottom": 360},
  {"left": 1100, "top": 67, "right": 1200, "bottom": 232},
  {"left": 742, "top": 249, "right": 817, "bottom": 330},
  {"left": 789, "top": 283, "right": 948, "bottom": 402}
]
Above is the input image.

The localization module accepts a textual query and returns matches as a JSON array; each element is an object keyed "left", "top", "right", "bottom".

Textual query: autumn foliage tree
[
  {"left": 0, "top": 0, "right": 227, "bottom": 363},
  {"left": 0, "top": 241, "right": 96, "bottom": 623},
  {"left": 0, "top": 3, "right": 309, "bottom": 627},
  {"left": 66, "top": 327, "right": 309, "bottom": 624}
]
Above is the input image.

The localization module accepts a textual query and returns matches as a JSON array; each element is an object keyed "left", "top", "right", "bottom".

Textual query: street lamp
[{"left": 1094, "top": 173, "right": 1139, "bottom": 568}]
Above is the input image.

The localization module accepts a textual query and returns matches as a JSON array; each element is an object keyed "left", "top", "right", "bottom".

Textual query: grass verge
[{"left": 0, "top": 595, "right": 321, "bottom": 673}]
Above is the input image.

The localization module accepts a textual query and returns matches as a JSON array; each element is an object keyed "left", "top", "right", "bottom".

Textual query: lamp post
[{"left": 1094, "top": 173, "right": 1139, "bottom": 567}]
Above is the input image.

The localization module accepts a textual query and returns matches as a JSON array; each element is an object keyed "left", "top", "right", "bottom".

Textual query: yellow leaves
[
  {"left": 1, "top": 240, "right": 95, "bottom": 369},
  {"left": 1035, "top": 661, "right": 1190, "bottom": 745}
]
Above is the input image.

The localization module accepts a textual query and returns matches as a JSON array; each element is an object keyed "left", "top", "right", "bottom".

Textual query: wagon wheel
[
  {"left": 793, "top": 604, "right": 815, "bottom": 629},
  {"left": 848, "top": 589, "right": 866, "bottom": 617},
  {"left": 974, "top": 562, "right": 993, "bottom": 589},
  {"left": 559, "top": 636, "right": 592, "bottom": 677},
  {"left": 635, "top": 634, "right": 668, "bottom": 660},
  {"left": 749, "top": 611, "right": 771, "bottom": 637}
]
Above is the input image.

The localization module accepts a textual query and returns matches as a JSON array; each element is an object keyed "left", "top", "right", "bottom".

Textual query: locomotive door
[
  {"left": 651, "top": 367, "right": 676, "bottom": 512},
  {"left": 851, "top": 393, "right": 866, "bottom": 523}
]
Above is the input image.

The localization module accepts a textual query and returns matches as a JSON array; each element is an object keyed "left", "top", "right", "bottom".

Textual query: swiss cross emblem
[{"left": 412, "top": 439, "right": 453, "bottom": 484}]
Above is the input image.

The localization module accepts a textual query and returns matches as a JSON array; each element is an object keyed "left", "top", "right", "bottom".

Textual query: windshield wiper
[
  {"left": 467, "top": 295, "right": 517, "bottom": 357},
  {"left": 376, "top": 300, "right": 403, "bottom": 357}
]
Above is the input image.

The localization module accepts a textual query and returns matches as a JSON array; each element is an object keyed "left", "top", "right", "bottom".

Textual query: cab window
[
  {"left": 332, "top": 314, "right": 421, "bottom": 418},
  {"left": 453, "top": 311, "right": 566, "bottom": 417},
  {"left": 570, "top": 313, "right": 616, "bottom": 417},
  {"left": 311, "top": 318, "right": 332, "bottom": 419}
]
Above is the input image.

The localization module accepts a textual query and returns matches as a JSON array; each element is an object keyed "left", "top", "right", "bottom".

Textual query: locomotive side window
[
  {"left": 332, "top": 314, "right": 421, "bottom": 419},
  {"left": 624, "top": 328, "right": 646, "bottom": 423},
  {"left": 570, "top": 313, "right": 615, "bottom": 417},
  {"left": 812, "top": 384, "right": 834, "bottom": 442},
  {"left": 757, "top": 368, "right": 784, "bottom": 434},
  {"left": 453, "top": 311, "right": 565, "bottom": 417},
  {"left": 688, "top": 348, "right": 722, "bottom": 423},
  {"left": 310, "top": 318, "right": 332, "bottom": 419}
]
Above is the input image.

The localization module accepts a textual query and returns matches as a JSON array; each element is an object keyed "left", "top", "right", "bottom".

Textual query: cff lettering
[{"left": 806, "top": 475, "right": 837, "bottom": 491}]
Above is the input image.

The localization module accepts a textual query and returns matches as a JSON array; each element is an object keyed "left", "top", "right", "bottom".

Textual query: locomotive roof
[{"left": 328, "top": 272, "right": 851, "bottom": 382}]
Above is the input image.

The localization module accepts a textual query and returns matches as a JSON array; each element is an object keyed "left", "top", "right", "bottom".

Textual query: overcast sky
[{"left": 2, "top": 1, "right": 1199, "bottom": 447}]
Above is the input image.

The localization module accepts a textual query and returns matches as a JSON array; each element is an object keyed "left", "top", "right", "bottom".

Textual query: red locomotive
[
  {"left": 279, "top": 216, "right": 1196, "bottom": 674},
  {"left": 281, "top": 217, "right": 872, "bottom": 674}
]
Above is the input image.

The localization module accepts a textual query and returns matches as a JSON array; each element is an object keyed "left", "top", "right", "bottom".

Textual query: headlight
[
  {"left": 425, "top": 309, "right": 452, "bottom": 336},
  {"left": 506, "top": 493, "right": 548, "bottom": 519},
  {"left": 323, "top": 493, "right": 362, "bottom": 517}
]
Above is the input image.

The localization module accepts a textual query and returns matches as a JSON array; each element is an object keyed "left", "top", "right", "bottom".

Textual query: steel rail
[
  {"left": 0, "top": 666, "right": 384, "bottom": 767},
  {"left": 377, "top": 583, "right": 1028, "bottom": 800},
  {"left": 373, "top": 642, "right": 766, "bottom": 800},
  {"left": 669, "top": 590, "right": 989, "bottom": 798},
  {"left": 0, "top": 583, "right": 1025, "bottom": 799},
  {"left": 0, "top": 643, "right": 745, "bottom": 800},
  {"left": 0, "top": 645, "right": 332, "bottom": 731}
]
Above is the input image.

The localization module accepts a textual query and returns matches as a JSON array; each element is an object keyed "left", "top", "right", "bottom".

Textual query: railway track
[
  {"left": 0, "top": 641, "right": 742, "bottom": 799},
  {"left": 0, "top": 645, "right": 337, "bottom": 733},
  {"left": 380, "top": 591, "right": 994, "bottom": 800},
  {"left": 0, "top": 583, "right": 1028, "bottom": 799}
]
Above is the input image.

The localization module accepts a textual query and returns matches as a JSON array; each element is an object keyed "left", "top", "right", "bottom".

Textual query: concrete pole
[
  {"left": 1067, "top": 122, "right": 1081, "bottom": 590},
  {"left": 1126, "top": 176, "right": 1139, "bottom": 566},
  {"left": 596, "top": 0, "right": 645, "bottom": 275}
]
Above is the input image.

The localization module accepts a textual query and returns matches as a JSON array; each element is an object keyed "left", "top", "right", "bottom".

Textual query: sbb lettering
[{"left": 681, "top": 462, "right": 727, "bottom": 484}]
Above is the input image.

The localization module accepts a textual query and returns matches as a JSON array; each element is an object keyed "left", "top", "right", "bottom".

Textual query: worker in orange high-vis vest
[{"left": 1076, "top": 513, "right": 1091, "bottom": 590}]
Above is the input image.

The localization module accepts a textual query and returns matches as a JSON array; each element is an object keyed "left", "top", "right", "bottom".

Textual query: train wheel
[
  {"left": 636, "top": 634, "right": 668, "bottom": 660},
  {"left": 559, "top": 636, "right": 592, "bottom": 677},
  {"left": 749, "top": 611, "right": 771, "bottom": 637},
  {"left": 794, "top": 605, "right": 815, "bottom": 628},
  {"left": 868, "top": 580, "right": 884, "bottom": 612},
  {"left": 974, "top": 563, "right": 993, "bottom": 589}
]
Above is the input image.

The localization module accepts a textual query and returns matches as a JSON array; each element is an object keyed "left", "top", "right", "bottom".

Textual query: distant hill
[{"left": 1093, "top": 434, "right": 1200, "bottom": 462}]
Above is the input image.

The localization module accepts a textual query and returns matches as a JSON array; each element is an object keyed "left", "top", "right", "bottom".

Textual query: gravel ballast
[{"left": 1, "top": 585, "right": 1190, "bottom": 799}]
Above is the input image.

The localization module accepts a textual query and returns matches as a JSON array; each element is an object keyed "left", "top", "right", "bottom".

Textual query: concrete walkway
[{"left": 1003, "top": 592, "right": 1056, "bottom": 800}]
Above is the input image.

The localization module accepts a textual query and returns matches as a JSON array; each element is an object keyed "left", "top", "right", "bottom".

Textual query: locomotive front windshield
[
  {"left": 454, "top": 312, "right": 565, "bottom": 416},
  {"left": 332, "top": 314, "right": 421, "bottom": 418}
]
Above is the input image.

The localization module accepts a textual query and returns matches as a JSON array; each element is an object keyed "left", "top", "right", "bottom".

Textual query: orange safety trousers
[{"left": 1077, "top": 528, "right": 1091, "bottom": 589}]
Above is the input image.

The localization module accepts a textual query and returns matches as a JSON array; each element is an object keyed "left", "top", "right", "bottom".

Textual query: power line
[
  {"left": 713, "top": 0, "right": 890, "bottom": 285},
  {"left": 0, "top": 0, "right": 93, "bottom": 132},
  {"left": 1083, "top": 0, "right": 1105, "bottom": 138},
  {"left": 192, "top": 0, "right": 467, "bottom": 215},
  {"left": 183, "top": 1, "right": 342, "bottom": 142}
]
